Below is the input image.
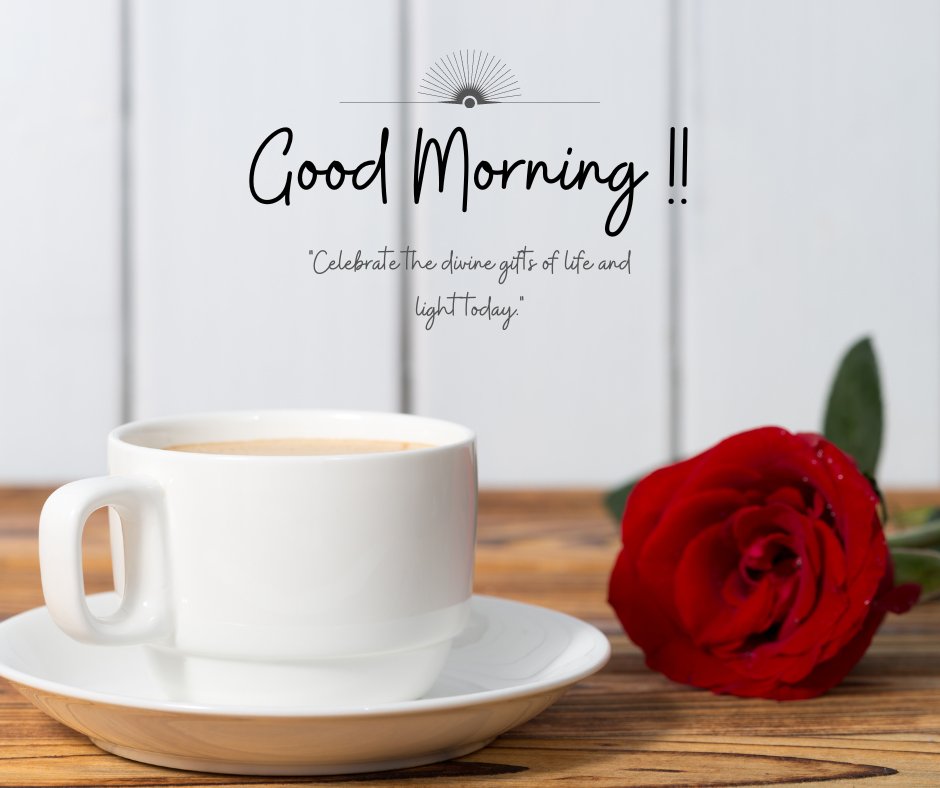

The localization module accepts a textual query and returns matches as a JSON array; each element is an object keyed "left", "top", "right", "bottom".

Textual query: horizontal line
[{"left": 340, "top": 101, "right": 601, "bottom": 105}]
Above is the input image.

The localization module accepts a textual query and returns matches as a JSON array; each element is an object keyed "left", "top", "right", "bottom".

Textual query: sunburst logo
[
  {"left": 418, "top": 50, "right": 520, "bottom": 108},
  {"left": 339, "top": 52, "right": 595, "bottom": 107}
]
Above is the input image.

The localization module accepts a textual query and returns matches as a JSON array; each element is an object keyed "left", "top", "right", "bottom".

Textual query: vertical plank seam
[
  {"left": 397, "top": 0, "right": 414, "bottom": 413},
  {"left": 118, "top": 0, "right": 134, "bottom": 423},
  {"left": 667, "top": 0, "right": 683, "bottom": 460}
]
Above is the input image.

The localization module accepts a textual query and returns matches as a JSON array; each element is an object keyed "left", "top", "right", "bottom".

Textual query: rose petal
[
  {"left": 779, "top": 569, "right": 895, "bottom": 698},
  {"left": 636, "top": 488, "right": 746, "bottom": 621},
  {"left": 766, "top": 486, "right": 808, "bottom": 511},
  {"left": 876, "top": 582, "right": 921, "bottom": 614},
  {"left": 674, "top": 522, "right": 778, "bottom": 650},
  {"left": 645, "top": 634, "right": 744, "bottom": 691},
  {"left": 620, "top": 454, "right": 702, "bottom": 550}
]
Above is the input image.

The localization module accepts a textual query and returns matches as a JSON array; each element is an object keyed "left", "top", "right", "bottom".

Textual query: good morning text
[{"left": 251, "top": 127, "right": 649, "bottom": 237}]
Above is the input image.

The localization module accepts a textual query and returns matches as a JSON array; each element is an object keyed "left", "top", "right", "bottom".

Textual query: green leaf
[
  {"left": 604, "top": 479, "right": 638, "bottom": 525},
  {"left": 891, "top": 547, "right": 940, "bottom": 601},
  {"left": 887, "top": 519, "right": 940, "bottom": 549},
  {"left": 823, "top": 337, "right": 883, "bottom": 476},
  {"left": 894, "top": 506, "right": 940, "bottom": 529}
]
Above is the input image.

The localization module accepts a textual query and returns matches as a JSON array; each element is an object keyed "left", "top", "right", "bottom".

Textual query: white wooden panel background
[
  {"left": 678, "top": 0, "right": 940, "bottom": 488},
  {"left": 131, "top": 0, "right": 402, "bottom": 419},
  {"left": 0, "top": 0, "right": 938, "bottom": 487},
  {"left": 407, "top": 0, "right": 672, "bottom": 486},
  {"left": 0, "top": 0, "right": 122, "bottom": 482}
]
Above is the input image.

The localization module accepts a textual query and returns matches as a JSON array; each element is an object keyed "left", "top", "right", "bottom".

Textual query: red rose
[{"left": 608, "top": 426, "right": 919, "bottom": 700}]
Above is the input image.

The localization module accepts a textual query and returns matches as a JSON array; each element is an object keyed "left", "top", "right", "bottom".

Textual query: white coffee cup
[{"left": 38, "top": 410, "right": 477, "bottom": 707}]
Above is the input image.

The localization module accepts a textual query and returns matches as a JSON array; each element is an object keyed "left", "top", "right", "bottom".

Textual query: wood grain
[{"left": 0, "top": 488, "right": 938, "bottom": 786}]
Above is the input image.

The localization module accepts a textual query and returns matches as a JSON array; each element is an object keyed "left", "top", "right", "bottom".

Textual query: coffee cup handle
[{"left": 39, "top": 476, "right": 170, "bottom": 645}]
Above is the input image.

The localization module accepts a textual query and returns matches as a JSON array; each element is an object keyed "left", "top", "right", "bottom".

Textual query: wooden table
[{"left": 0, "top": 488, "right": 938, "bottom": 786}]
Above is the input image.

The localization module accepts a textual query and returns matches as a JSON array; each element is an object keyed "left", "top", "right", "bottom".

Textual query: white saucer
[{"left": 0, "top": 593, "right": 609, "bottom": 776}]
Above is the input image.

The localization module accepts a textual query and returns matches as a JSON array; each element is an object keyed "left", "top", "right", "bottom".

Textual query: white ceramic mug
[{"left": 38, "top": 410, "right": 477, "bottom": 707}]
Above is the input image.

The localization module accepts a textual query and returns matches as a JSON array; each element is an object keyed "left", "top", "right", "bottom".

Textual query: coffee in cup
[{"left": 166, "top": 437, "right": 431, "bottom": 455}]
